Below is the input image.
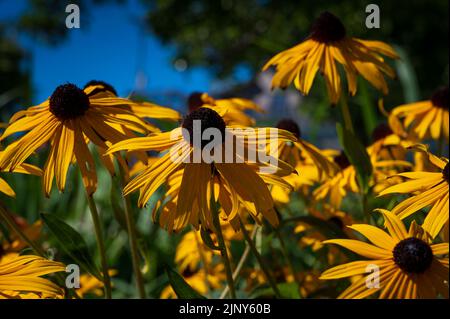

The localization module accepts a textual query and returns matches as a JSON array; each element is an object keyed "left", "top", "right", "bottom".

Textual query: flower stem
[
  {"left": 118, "top": 167, "right": 146, "bottom": 299},
  {"left": 238, "top": 217, "right": 281, "bottom": 298},
  {"left": 210, "top": 178, "right": 236, "bottom": 299},
  {"left": 85, "top": 191, "right": 112, "bottom": 299},
  {"left": 339, "top": 94, "right": 354, "bottom": 134},
  {"left": 219, "top": 226, "right": 257, "bottom": 299}
]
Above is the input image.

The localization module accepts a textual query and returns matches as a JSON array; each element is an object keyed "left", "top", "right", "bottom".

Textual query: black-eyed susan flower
[
  {"left": 0, "top": 253, "right": 65, "bottom": 299},
  {"left": 271, "top": 119, "right": 338, "bottom": 203},
  {"left": 187, "top": 92, "right": 264, "bottom": 126},
  {"left": 379, "top": 145, "right": 449, "bottom": 239},
  {"left": 320, "top": 210, "right": 449, "bottom": 299},
  {"left": 263, "top": 11, "right": 399, "bottom": 104},
  {"left": 108, "top": 107, "right": 296, "bottom": 232},
  {"left": 294, "top": 204, "right": 354, "bottom": 264},
  {"left": 82, "top": 80, "right": 181, "bottom": 179},
  {"left": 389, "top": 86, "right": 449, "bottom": 141},
  {"left": 0, "top": 83, "right": 164, "bottom": 196}
]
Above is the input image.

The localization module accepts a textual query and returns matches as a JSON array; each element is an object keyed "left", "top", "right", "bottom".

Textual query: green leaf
[
  {"left": 251, "top": 282, "right": 301, "bottom": 299},
  {"left": 40, "top": 213, "right": 102, "bottom": 280},
  {"left": 200, "top": 226, "right": 220, "bottom": 251},
  {"left": 165, "top": 266, "right": 207, "bottom": 299},
  {"left": 336, "top": 123, "right": 373, "bottom": 194}
]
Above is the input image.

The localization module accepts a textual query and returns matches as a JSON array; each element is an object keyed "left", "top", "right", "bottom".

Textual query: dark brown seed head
[
  {"left": 276, "top": 119, "right": 301, "bottom": 139},
  {"left": 310, "top": 11, "right": 346, "bottom": 43},
  {"left": 371, "top": 123, "right": 393, "bottom": 142},
  {"left": 334, "top": 151, "right": 350, "bottom": 169},
  {"left": 430, "top": 86, "right": 449, "bottom": 110},
  {"left": 83, "top": 80, "right": 117, "bottom": 96},
  {"left": 393, "top": 237, "right": 433, "bottom": 273},
  {"left": 49, "top": 83, "right": 90, "bottom": 120},
  {"left": 182, "top": 107, "right": 226, "bottom": 148},
  {"left": 187, "top": 92, "right": 205, "bottom": 112}
]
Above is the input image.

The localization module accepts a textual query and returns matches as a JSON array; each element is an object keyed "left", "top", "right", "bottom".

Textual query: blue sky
[{"left": 0, "top": 0, "right": 219, "bottom": 106}]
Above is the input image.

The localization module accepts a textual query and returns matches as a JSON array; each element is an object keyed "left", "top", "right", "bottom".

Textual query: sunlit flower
[
  {"left": 320, "top": 210, "right": 449, "bottom": 299},
  {"left": 379, "top": 145, "right": 449, "bottom": 239},
  {"left": 0, "top": 253, "right": 65, "bottom": 299},
  {"left": 263, "top": 11, "right": 399, "bottom": 104},
  {"left": 0, "top": 83, "right": 158, "bottom": 195},
  {"left": 389, "top": 86, "right": 449, "bottom": 141},
  {"left": 108, "top": 107, "right": 295, "bottom": 232},
  {"left": 271, "top": 119, "right": 338, "bottom": 203},
  {"left": 187, "top": 92, "right": 264, "bottom": 126},
  {"left": 75, "top": 270, "right": 117, "bottom": 298}
]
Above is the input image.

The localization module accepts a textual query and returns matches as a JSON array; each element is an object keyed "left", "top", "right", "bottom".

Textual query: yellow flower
[
  {"left": 0, "top": 153, "right": 42, "bottom": 197},
  {"left": 379, "top": 145, "right": 449, "bottom": 239},
  {"left": 263, "top": 11, "right": 398, "bottom": 104},
  {"left": 0, "top": 83, "right": 160, "bottom": 196},
  {"left": 187, "top": 92, "right": 264, "bottom": 126},
  {"left": 314, "top": 145, "right": 411, "bottom": 208},
  {"left": 84, "top": 80, "right": 182, "bottom": 122},
  {"left": 1, "top": 218, "right": 42, "bottom": 253},
  {"left": 320, "top": 210, "right": 449, "bottom": 299},
  {"left": 389, "top": 86, "right": 449, "bottom": 141},
  {"left": 271, "top": 119, "right": 338, "bottom": 203},
  {"left": 108, "top": 107, "right": 295, "bottom": 232},
  {"left": 75, "top": 270, "right": 117, "bottom": 298},
  {"left": 313, "top": 152, "right": 359, "bottom": 208},
  {"left": 0, "top": 253, "right": 65, "bottom": 299}
]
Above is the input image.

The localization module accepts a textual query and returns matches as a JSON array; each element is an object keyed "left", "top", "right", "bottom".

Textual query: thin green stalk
[
  {"left": 238, "top": 217, "right": 281, "bottom": 298},
  {"left": 275, "top": 229, "right": 300, "bottom": 285},
  {"left": 219, "top": 226, "right": 258, "bottom": 299},
  {"left": 210, "top": 177, "right": 236, "bottom": 299},
  {"left": 118, "top": 167, "right": 146, "bottom": 299},
  {"left": 339, "top": 94, "right": 354, "bottom": 134},
  {"left": 85, "top": 191, "right": 112, "bottom": 299}
]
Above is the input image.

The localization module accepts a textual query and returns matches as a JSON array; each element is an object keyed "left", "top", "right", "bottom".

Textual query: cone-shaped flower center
[
  {"left": 49, "top": 84, "right": 90, "bottom": 120},
  {"left": 182, "top": 107, "right": 226, "bottom": 148},
  {"left": 371, "top": 123, "right": 393, "bottom": 142},
  {"left": 431, "top": 86, "right": 449, "bottom": 110},
  {"left": 327, "top": 216, "right": 344, "bottom": 229},
  {"left": 393, "top": 237, "right": 433, "bottom": 273},
  {"left": 276, "top": 119, "right": 301, "bottom": 139},
  {"left": 187, "top": 92, "right": 205, "bottom": 112},
  {"left": 310, "top": 11, "right": 346, "bottom": 43},
  {"left": 443, "top": 162, "right": 449, "bottom": 183},
  {"left": 334, "top": 151, "right": 350, "bottom": 169},
  {"left": 84, "top": 80, "right": 117, "bottom": 96}
]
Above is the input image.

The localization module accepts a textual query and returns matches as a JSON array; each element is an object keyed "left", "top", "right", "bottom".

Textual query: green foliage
[{"left": 165, "top": 266, "right": 207, "bottom": 299}]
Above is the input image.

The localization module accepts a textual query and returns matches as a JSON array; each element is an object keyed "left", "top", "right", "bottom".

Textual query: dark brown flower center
[
  {"left": 371, "top": 123, "right": 393, "bottom": 142},
  {"left": 84, "top": 80, "right": 117, "bottom": 96},
  {"left": 430, "top": 86, "right": 449, "bottom": 110},
  {"left": 327, "top": 216, "right": 344, "bottom": 229},
  {"left": 49, "top": 84, "right": 90, "bottom": 120},
  {"left": 334, "top": 151, "right": 350, "bottom": 169},
  {"left": 393, "top": 237, "right": 433, "bottom": 273},
  {"left": 443, "top": 162, "right": 449, "bottom": 183},
  {"left": 276, "top": 119, "right": 301, "bottom": 139},
  {"left": 310, "top": 11, "right": 346, "bottom": 43},
  {"left": 187, "top": 92, "right": 205, "bottom": 112},
  {"left": 182, "top": 107, "right": 226, "bottom": 148}
]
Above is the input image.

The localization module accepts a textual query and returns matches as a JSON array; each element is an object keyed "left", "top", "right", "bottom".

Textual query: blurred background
[{"left": 0, "top": 0, "right": 448, "bottom": 298}]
